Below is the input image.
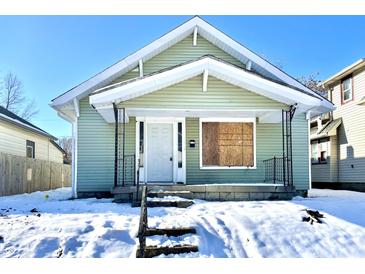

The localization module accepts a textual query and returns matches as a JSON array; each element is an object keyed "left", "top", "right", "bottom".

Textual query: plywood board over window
[{"left": 202, "top": 122, "right": 254, "bottom": 167}]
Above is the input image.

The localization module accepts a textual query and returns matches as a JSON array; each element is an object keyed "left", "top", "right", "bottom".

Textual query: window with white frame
[
  {"left": 341, "top": 76, "right": 353, "bottom": 103},
  {"left": 311, "top": 138, "right": 329, "bottom": 164},
  {"left": 26, "top": 140, "right": 35, "bottom": 159},
  {"left": 200, "top": 118, "right": 255, "bottom": 168}
]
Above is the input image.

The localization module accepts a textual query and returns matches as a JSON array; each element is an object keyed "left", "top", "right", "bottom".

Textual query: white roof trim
[
  {"left": 90, "top": 57, "right": 328, "bottom": 115},
  {"left": 321, "top": 58, "right": 365, "bottom": 87},
  {"left": 51, "top": 16, "right": 327, "bottom": 110},
  {"left": 0, "top": 113, "right": 55, "bottom": 139}
]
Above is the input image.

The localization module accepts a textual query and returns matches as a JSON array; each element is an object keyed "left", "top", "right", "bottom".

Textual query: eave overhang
[{"left": 89, "top": 56, "right": 333, "bottom": 123}]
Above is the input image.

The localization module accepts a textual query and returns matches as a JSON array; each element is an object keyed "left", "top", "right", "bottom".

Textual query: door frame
[{"left": 135, "top": 117, "right": 186, "bottom": 184}]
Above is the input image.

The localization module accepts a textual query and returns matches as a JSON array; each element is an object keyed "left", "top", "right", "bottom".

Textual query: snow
[
  {"left": 147, "top": 196, "right": 191, "bottom": 202},
  {"left": 0, "top": 188, "right": 141, "bottom": 258},
  {"left": 0, "top": 187, "right": 365, "bottom": 258}
]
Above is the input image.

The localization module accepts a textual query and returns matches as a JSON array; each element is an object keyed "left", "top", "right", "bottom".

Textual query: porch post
[
  {"left": 113, "top": 103, "right": 118, "bottom": 188},
  {"left": 273, "top": 156, "right": 276, "bottom": 184},
  {"left": 282, "top": 110, "right": 286, "bottom": 185},
  {"left": 122, "top": 107, "right": 126, "bottom": 187},
  {"left": 288, "top": 104, "right": 296, "bottom": 186},
  {"left": 282, "top": 105, "right": 297, "bottom": 187}
]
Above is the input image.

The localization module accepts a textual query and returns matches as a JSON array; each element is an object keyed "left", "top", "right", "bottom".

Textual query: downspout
[
  {"left": 72, "top": 120, "right": 78, "bottom": 198},
  {"left": 73, "top": 99, "right": 80, "bottom": 198},
  {"left": 306, "top": 110, "right": 312, "bottom": 191},
  {"left": 57, "top": 110, "right": 78, "bottom": 198}
]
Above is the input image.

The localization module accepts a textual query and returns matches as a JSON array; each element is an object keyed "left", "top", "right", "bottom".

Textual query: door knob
[{"left": 170, "top": 157, "right": 173, "bottom": 161}]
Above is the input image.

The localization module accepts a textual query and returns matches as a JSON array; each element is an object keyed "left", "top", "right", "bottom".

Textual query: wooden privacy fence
[{"left": 0, "top": 152, "right": 71, "bottom": 196}]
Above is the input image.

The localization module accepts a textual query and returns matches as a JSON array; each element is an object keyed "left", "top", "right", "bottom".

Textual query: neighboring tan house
[
  {"left": 0, "top": 106, "right": 65, "bottom": 163},
  {"left": 311, "top": 58, "right": 365, "bottom": 191},
  {"left": 50, "top": 16, "right": 333, "bottom": 200}
]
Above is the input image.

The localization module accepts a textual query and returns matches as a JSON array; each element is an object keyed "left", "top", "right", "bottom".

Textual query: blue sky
[{"left": 0, "top": 16, "right": 364, "bottom": 137}]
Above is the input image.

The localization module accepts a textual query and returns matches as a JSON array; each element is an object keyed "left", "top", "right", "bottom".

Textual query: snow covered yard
[{"left": 0, "top": 188, "right": 364, "bottom": 258}]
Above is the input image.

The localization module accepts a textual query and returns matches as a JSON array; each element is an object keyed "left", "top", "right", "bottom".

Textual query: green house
[{"left": 50, "top": 17, "right": 334, "bottom": 201}]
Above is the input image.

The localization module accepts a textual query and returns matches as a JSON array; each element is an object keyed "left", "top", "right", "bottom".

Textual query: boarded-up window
[{"left": 202, "top": 122, "right": 254, "bottom": 167}]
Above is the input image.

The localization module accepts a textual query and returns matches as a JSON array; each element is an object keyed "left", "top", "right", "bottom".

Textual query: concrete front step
[
  {"left": 147, "top": 190, "right": 193, "bottom": 199},
  {"left": 137, "top": 244, "right": 199, "bottom": 258},
  {"left": 113, "top": 193, "right": 132, "bottom": 203},
  {"left": 145, "top": 227, "right": 196, "bottom": 237},
  {"left": 113, "top": 184, "right": 297, "bottom": 203},
  {"left": 146, "top": 200, "right": 194, "bottom": 208}
]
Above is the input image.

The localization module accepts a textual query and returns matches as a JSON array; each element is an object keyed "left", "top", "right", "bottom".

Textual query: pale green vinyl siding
[
  {"left": 186, "top": 118, "right": 281, "bottom": 184},
  {"left": 185, "top": 114, "right": 309, "bottom": 190},
  {"left": 77, "top": 96, "right": 309, "bottom": 191},
  {"left": 113, "top": 34, "right": 245, "bottom": 83},
  {"left": 120, "top": 75, "right": 286, "bottom": 110},
  {"left": 77, "top": 98, "right": 136, "bottom": 192},
  {"left": 76, "top": 31, "right": 310, "bottom": 192},
  {"left": 291, "top": 114, "right": 310, "bottom": 190}
]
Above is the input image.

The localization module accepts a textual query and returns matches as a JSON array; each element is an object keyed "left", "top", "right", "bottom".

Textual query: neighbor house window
[
  {"left": 26, "top": 140, "right": 35, "bottom": 159},
  {"left": 200, "top": 119, "right": 255, "bottom": 168},
  {"left": 341, "top": 76, "right": 353, "bottom": 104},
  {"left": 311, "top": 138, "right": 329, "bottom": 164}
]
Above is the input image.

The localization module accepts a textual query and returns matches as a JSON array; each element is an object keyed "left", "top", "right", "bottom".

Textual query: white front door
[{"left": 147, "top": 123, "right": 173, "bottom": 182}]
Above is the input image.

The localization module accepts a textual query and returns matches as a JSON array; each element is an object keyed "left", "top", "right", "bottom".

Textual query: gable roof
[
  {"left": 51, "top": 16, "right": 333, "bottom": 120},
  {"left": 89, "top": 55, "right": 331, "bottom": 122},
  {"left": 92, "top": 55, "right": 315, "bottom": 98},
  {"left": 0, "top": 106, "right": 57, "bottom": 140},
  {"left": 90, "top": 55, "right": 321, "bottom": 106},
  {"left": 321, "top": 58, "right": 365, "bottom": 88}
]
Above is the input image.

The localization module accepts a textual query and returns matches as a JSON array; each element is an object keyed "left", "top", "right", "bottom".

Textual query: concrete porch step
[
  {"left": 113, "top": 184, "right": 297, "bottom": 203},
  {"left": 113, "top": 193, "right": 132, "bottom": 203},
  {"left": 145, "top": 227, "right": 196, "bottom": 237},
  {"left": 147, "top": 190, "right": 193, "bottom": 199},
  {"left": 136, "top": 244, "right": 199, "bottom": 258},
  {"left": 146, "top": 200, "right": 194, "bottom": 208}
]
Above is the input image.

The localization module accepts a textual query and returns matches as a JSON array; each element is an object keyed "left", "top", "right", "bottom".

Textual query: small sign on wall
[{"left": 189, "top": 140, "right": 196, "bottom": 148}]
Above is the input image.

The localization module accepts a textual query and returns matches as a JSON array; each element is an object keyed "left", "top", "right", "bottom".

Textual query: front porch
[
  {"left": 108, "top": 106, "right": 297, "bottom": 202},
  {"left": 85, "top": 55, "right": 311, "bottom": 201}
]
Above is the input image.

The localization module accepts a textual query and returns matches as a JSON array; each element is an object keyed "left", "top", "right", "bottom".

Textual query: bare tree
[
  {"left": 297, "top": 73, "right": 327, "bottom": 98},
  {"left": 20, "top": 99, "right": 38, "bottom": 121},
  {"left": 57, "top": 136, "right": 72, "bottom": 164},
  {"left": 0, "top": 72, "right": 39, "bottom": 120}
]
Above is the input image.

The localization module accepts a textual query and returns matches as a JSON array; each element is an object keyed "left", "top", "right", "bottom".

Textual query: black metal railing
[
  {"left": 117, "top": 154, "right": 136, "bottom": 186},
  {"left": 113, "top": 105, "right": 137, "bottom": 187},
  {"left": 135, "top": 159, "right": 141, "bottom": 203},
  {"left": 263, "top": 156, "right": 287, "bottom": 184}
]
